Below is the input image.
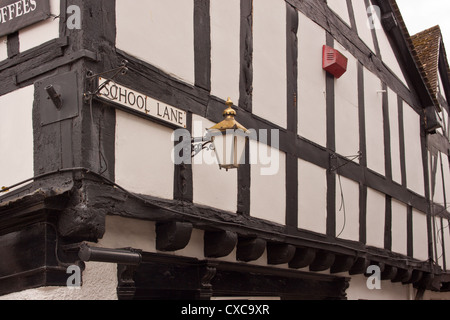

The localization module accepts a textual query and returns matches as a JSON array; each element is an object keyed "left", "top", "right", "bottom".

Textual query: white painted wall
[
  {"left": 0, "top": 85, "right": 34, "bottom": 190},
  {"left": 375, "top": 22, "right": 409, "bottom": 87},
  {"left": 388, "top": 88, "right": 402, "bottom": 184},
  {"left": 210, "top": 0, "right": 240, "bottom": 104},
  {"left": 298, "top": 12, "right": 327, "bottom": 147},
  {"left": 116, "top": 0, "right": 195, "bottom": 84},
  {"left": 0, "top": 37, "right": 7, "bottom": 61},
  {"left": 250, "top": 140, "right": 286, "bottom": 225},
  {"left": 352, "top": 0, "right": 376, "bottom": 53},
  {"left": 391, "top": 199, "right": 408, "bottom": 256},
  {"left": 0, "top": 261, "right": 118, "bottom": 300},
  {"left": 327, "top": 0, "right": 351, "bottom": 25},
  {"left": 434, "top": 216, "right": 445, "bottom": 268},
  {"left": 412, "top": 209, "right": 429, "bottom": 261},
  {"left": 443, "top": 155, "right": 450, "bottom": 204},
  {"left": 334, "top": 42, "right": 360, "bottom": 159},
  {"left": 364, "top": 68, "right": 385, "bottom": 176},
  {"left": 115, "top": 110, "right": 174, "bottom": 200},
  {"left": 444, "top": 220, "right": 450, "bottom": 271},
  {"left": 403, "top": 103, "right": 425, "bottom": 196},
  {"left": 252, "top": 0, "right": 287, "bottom": 129},
  {"left": 366, "top": 188, "right": 385, "bottom": 248},
  {"left": 431, "top": 153, "right": 446, "bottom": 207},
  {"left": 191, "top": 115, "right": 238, "bottom": 213},
  {"left": 336, "top": 175, "right": 360, "bottom": 241},
  {"left": 99, "top": 215, "right": 157, "bottom": 253},
  {"left": 298, "top": 159, "right": 327, "bottom": 234},
  {"left": 19, "top": 0, "right": 60, "bottom": 52}
]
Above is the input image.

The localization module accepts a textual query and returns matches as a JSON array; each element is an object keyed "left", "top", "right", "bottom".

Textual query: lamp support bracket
[{"left": 191, "top": 136, "right": 213, "bottom": 158}]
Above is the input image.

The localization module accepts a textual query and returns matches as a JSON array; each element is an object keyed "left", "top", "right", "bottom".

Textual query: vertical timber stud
[
  {"left": 398, "top": 97, "right": 407, "bottom": 188},
  {"left": 358, "top": 62, "right": 367, "bottom": 244},
  {"left": 364, "top": 0, "right": 381, "bottom": 58},
  {"left": 326, "top": 33, "right": 336, "bottom": 238},
  {"left": 239, "top": 0, "right": 253, "bottom": 112},
  {"left": 6, "top": 32, "right": 19, "bottom": 58},
  {"left": 346, "top": 0, "right": 357, "bottom": 31},
  {"left": 194, "top": 0, "right": 211, "bottom": 91},
  {"left": 382, "top": 82, "right": 392, "bottom": 181},
  {"left": 286, "top": 3, "right": 299, "bottom": 230},
  {"left": 174, "top": 112, "right": 193, "bottom": 202},
  {"left": 237, "top": 0, "right": 253, "bottom": 215},
  {"left": 420, "top": 106, "right": 434, "bottom": 263},
  {"left": 385, "top": 195, "right": 392, "bottom": 251},
  {"left": 407, "top": 205, "right": 413, "bottom": 258}
]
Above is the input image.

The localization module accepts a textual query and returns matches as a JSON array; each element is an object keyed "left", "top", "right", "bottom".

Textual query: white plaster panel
[
  {"left": 191, "top": 115, "right": 238, "bottom": 213},
  {"left": 116, "top": 0, "right": 195, "bottom": 84},
  {"left": 334, "top": 42, "right": 359, "bottom": 158},
  {"left": 364, "top": 68, "right": 385, "bottom": 176},
  {"left": 434, "top": 217, "right": 444, "bottom": 268},
  {"left": 366, "top": 188, "right": 385, "bottom": 248},
  {"left": 442, "top": 108, "right": 449, "bottom": 139},
  {"left": 403, "top": 104, "right": 425, "bottom": 196},
  {"left": 252, "top": 0, "right": 287, "bottom": 129},
  {"left": 210, "top": 0, "right": 240, "bottom": 104},
  {"left": 388, "top": 88, "right": 402, "bottom": 184},
  {"left": 0, "top": 262, "right": 118, "bottom": 300},
  {"left": 352, "top": 0, "right": 376, "bottom": 52},
  {"left": 444, "top": 220, "right": 450, "bottom": 271},
  {"left": 443, "top": 156, "right": 450, "bottom": 203},
  {"left": 115, "top": 110, "right": 174, "bottom": 200},
  {"left": 0, "top": 86, "right": 34, "bottom": 190},
  {"left": 250, "top": 141, "right": 286, "bottom": 225},
  {"left": 432, "top": 153, "right": 445, "bottom": 207},
  {"left": 412, "top": 209, "right": 429, "bottom": 261},
  {"left": 298, "top": 12, "right": 327, "bottom": 147},
  {"left": 298, "top": 159, "right": 327, "bottom": 234},
  {"left": 336, "top": 175, "right": 360, "bottom": 242},
  {"left": 0, "top": 37, "right": 7, "bottom": 61},
  {"left": 98, "top": 215, "right": 156, "bottom": 253},
  {"left": 375, "top": 24, "right": 408, "bottom": 87},
  {"left": 327, "top": 0, "right": 351, "bottom": 25},
  {"left": 391, "top": 199, "right": 408, "bottom": 256},
  {"left": 19, "top": 0, "right": 60, "bottom": 52}
]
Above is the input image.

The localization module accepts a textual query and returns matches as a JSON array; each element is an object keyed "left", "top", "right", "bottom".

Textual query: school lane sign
[
  {"left": 0, "top": 0, "right": 50, "bottom": 38},
  {"left": 97, "top": 77, "right": 187, "bottom": 128}
]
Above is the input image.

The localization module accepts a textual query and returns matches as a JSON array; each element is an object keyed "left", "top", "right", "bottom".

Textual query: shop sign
[{"left": 0, "top": 0, "right": 50, "bottom": 38}]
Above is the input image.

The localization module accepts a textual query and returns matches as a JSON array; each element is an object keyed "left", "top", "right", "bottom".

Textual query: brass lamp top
[{"left": 209, "top": 98, "right": 248, "bottom": 132}]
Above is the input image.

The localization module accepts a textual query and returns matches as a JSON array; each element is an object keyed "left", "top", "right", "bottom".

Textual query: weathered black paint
[
  {"left": 286, "top": 3, "right": 299, "bottom": 229},
  {"left": 238, "top": 0, "right": 253, "bottom": 112},
  {"left": 194, "top": 0, "right": 211, "bottom": 91}
]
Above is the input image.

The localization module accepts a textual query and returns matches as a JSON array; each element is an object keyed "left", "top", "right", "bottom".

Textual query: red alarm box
[{"left": 322, "top": 45, "right": 348, "bottom": 79}]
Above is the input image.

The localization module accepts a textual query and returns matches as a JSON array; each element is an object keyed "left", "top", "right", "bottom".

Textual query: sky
[{"left": 396, "top": 0, "right": 450, "bottom": 51}]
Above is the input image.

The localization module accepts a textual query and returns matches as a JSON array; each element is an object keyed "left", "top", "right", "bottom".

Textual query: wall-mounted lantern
[{"left": 193, "top": 98, "right": 249, "bottom": 171}]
